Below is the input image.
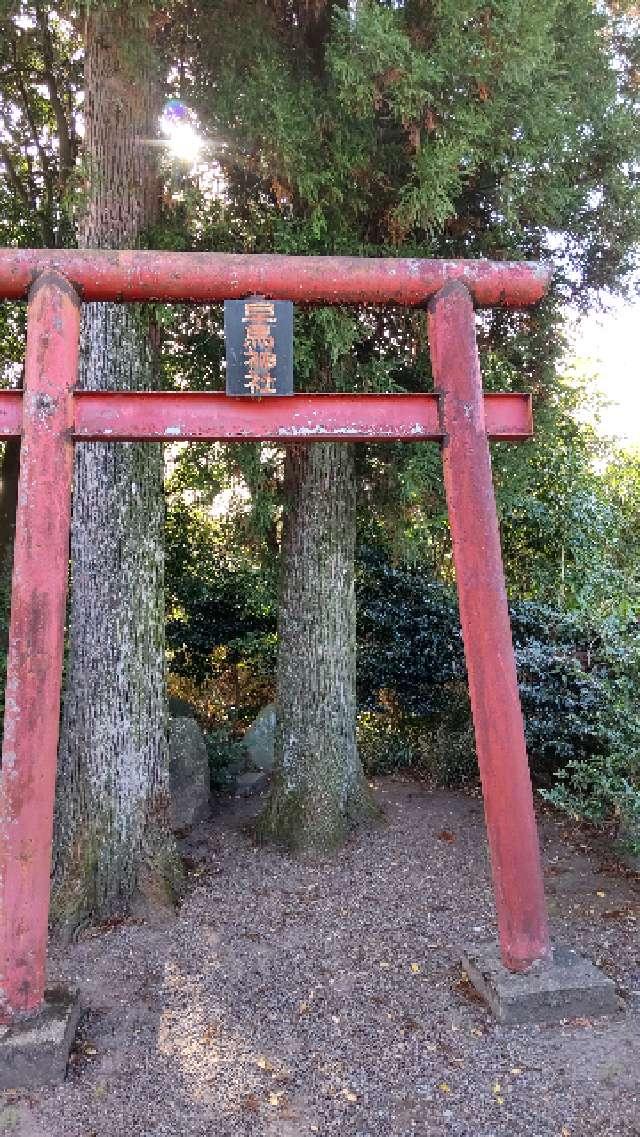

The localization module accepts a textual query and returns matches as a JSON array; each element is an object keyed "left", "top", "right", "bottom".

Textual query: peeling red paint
[
  {"left": 427, "top": 282, "right": 551, "bottom": 972},
  {"left": 0, "top": 273, "right": 79, "bottom": 1022},
  {"left": 0, "top": 390, "right": 533, "bottom": 443},
  {"left": 0, "top": 249, "right": 551, "bottom": 307},
  {"left": 71, "top": 391, "right": 533, "bottom": 443}
]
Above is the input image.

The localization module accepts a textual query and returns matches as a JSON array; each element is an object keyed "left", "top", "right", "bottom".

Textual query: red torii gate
[{"left": 0, "top": 250, "right": 552, "bottom": 1027}]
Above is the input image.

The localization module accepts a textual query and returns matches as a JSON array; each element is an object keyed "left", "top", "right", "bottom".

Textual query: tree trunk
[
  {"left": 0, "top": 440, "right": 20, "bottom": 579},
  {"left": 258, "top": 443, "right": 375, "bottom": 851},
  {"left": 0, "top": 439, "right": 20, "bottom": 680},
  {"left": 52, "top": 3, "right": 180, "bottom": 928}
]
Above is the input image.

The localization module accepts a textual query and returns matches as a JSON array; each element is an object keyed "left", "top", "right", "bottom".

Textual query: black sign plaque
[{"left": 224, "top": 296, "right": 294, "bottom": 397}]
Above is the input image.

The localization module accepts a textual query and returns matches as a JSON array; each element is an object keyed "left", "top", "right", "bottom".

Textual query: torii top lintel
[{"left": 0, "top": 249, "right": 551, "bottom": 307}]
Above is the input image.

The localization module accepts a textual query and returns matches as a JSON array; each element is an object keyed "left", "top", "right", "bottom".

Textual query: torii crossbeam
[{"left": 0, "top": 251, "right": 553, "bottom": 1028}]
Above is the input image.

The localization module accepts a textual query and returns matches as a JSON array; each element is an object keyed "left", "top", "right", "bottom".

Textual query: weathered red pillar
[
  {"left": 0, "top": 272, "right": 80, "bottom": 1021},
  {"left": 427, "top": 281, "right": 551, "bottom": 972}
]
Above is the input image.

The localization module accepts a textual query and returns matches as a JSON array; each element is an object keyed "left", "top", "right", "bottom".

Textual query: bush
[
  {"left": 163, "top": 526, "right": 640, "bottom": 841},
  {"left": 357, "top": 710, "right": 419, "bottom": 776},
  {"left": 356, "top": 549, "right": 640, "bottom": 813},
  {"left": 165, "top": 502, "right": 276, "bottom": 724},
  {"left": 204, "top": 725, "right": 245, "bottom": 793},
  {"left": 356, "top": 547, "right": 464, "bottom": 715}
]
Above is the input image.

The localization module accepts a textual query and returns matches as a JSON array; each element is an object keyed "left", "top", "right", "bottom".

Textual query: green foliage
[
  {"left": 541, "top": 618, "right": 640, "bottom": 852},
  {"left": 357, "top": 546, "right": 464, "bottom": 713},
  {"left": 356, "top": 548, "right": 640, "bottom": 799},
  {"left": 1, "top": 0, "right": 639, "bottom": 855},
  {"left": 161, "top": 0, "right": 640, "bottom": 623},
  {"left": 357, "top": 710, "right": 418, "bottom": 776},
  {"left": 189, "top": 0, "right": 640, "bottom": 285},
  {"left": 165, "top": 500, "right": 276, "bottom": 690},
  {"left": 0, "top": 2, "right": 82, "bottom": 248},
  {"left": 203, "top": 725, "right": 244, "bottom": 793},
  {"left": 544, "top": 756, "right": 640, "bottom": 856}
]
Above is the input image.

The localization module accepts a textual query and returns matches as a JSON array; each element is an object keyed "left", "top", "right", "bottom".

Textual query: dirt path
[{"left": 1, "top": 779, "right": 639, "bottom": 1137}]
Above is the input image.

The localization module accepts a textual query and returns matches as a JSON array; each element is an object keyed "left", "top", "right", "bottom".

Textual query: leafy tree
[
  {"left": 173, "top": 0, "right": 640, "bottom": 847},
  {"left": 0, "top": 1, "right": 82, "bottom": 615}
]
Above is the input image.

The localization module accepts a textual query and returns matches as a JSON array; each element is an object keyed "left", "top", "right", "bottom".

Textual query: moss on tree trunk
[{"left": 258, "top": 442, "right": 376, "bottom": 852}]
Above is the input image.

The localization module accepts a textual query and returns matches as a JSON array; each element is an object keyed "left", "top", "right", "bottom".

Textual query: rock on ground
[
  {"left": 7, "top": 779, "right": 640, "bottom": 1136},
  {"left": 243, "top": 704, "right": 276, "bottom": 772},
  {"left": 168, "top": 717, "right": 210, "bottom": 831}
]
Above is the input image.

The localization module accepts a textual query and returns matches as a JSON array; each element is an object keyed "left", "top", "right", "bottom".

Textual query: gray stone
[
  {"left": 0, "top": 987, "right": 81, "bottom": 1089},
  {"left": 168, "top": 695, "right": 197, "bottom": 720},
  {"left": 461, "top": 941, "right": 621, "bottom": 1025},
  {"left": 243, "top": 703, "right": 276, "bottom": 771},
  {"left": 168, "top": 717, "right": 210, "bottom": 831},
  {"left": 235, "top": 771, "right": 270, "bottom": 797}
]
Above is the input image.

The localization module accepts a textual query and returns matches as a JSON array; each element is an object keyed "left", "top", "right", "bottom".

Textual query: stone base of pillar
[
  {"left": 461, "top": 942, "right": 621, "bottom": 1025},
  {"left": 0, "top": 987, "right": 81, "bottom": 1089}
]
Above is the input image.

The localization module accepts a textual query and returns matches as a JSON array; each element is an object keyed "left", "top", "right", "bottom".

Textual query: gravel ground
[{"left": 1, "top": 778, "right": 639, "bottom": 1137}]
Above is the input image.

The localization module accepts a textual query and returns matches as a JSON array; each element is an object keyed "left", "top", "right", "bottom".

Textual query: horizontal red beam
[
  {"left": 0, "top": 250, "right": 551, "bottom": 307},
  {"left": 0, "top": 391, "right": 532, "bottom": 443}
]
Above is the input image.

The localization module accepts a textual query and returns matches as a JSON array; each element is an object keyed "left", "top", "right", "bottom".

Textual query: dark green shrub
[
  {"left": 204, "top": 725, "right": 245, "bottom": 793},
  {"left": 356, "top": 547, "right": 464, "bottom": 715},
  {"left": 355, "top": 548, "right": 640, "bottom": 804},
  {"left": 357, "top": 710, "right": 419, "bottom": 776},
  {"left": 165, "top": 502, "right": 276, "bottom": 720}
]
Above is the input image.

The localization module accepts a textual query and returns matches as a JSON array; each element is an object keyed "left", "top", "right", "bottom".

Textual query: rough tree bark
[
  {"left": 52, "top": 3, "right": 179, "bottom": 928},
  {"left": 258, "top": 443, "right": 375, "bottom": 851},
  {"left": 0, "top": 440, "right": 19, "bottom": 582}
]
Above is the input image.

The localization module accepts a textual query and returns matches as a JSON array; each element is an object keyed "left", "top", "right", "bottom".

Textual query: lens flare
[{"left": 160, "top": 101, "right": 203, "bottom": 163}]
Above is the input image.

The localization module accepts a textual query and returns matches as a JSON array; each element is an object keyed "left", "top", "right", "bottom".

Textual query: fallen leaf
[
  {"left": 411, "top": 963, "right": 421, "bottom": 974},
  {"left": 268, "top": 1092, "right": 282, "bottom": 1107},
  {"left": 510, "top": 1067, "right": 523, "bottom": 1075},
  {"left": 596, "top": 891, "right": 606, "bottom": 898},
  {"left": 343, "top": 1089, "right": 358, "bottom": 1103},
  {"left": 493, "top": 1081, "right": 502, "bottom": 1093},
  {"left": 437, "top": 829, "right": 456, "bottom": 843},
  {"left": 241, "top": 1094, "right": 260, "bottom": 1113},
  {"left": 256, "top": 1056, "right": 274, "bottom": 1072},
  {"left": 439, "top": 1083, "right": 451, "bottom": 1094}
]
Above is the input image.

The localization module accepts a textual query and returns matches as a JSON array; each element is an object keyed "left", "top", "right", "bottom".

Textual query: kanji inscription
[{"left": 224, "top": 296, "right": 293, "bottom": 396}]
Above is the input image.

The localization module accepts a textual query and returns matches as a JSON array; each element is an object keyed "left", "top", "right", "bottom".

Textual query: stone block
[
  {"left": 244, "top": 704, "right": 276, "bottom": 771},
  {"left": 169, "top": 717, "right": 210, "bottom": 831},
  {"left": 0, "top": 987, "right": 81, "bottom": 1089},
  {"left": 461, "top": 942, "right": 621, "bottom": 1025}
]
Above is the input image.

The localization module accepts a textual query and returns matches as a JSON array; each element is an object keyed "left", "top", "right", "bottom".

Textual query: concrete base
[
  {"left": 461, "top": 942, "right": 621, "bottom": 1025},
  {"left": 0, "top": 987, "right": 81, "bottom": 1089}
]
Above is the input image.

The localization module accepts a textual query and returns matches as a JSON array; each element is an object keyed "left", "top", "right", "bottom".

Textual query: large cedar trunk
[
  {"left": 0, "top": 440, "right": 20, "bottom": 579},
  {"left": 258, "top": 443, "right": 375, "bottom": 851},
  {"left": 52, "top": 4, "right": 179, "bottom": 926}
]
